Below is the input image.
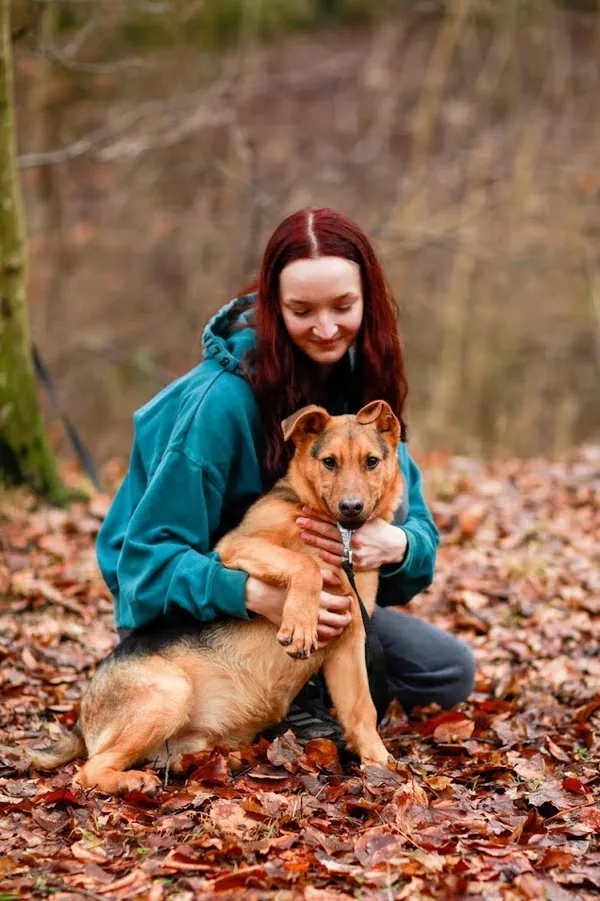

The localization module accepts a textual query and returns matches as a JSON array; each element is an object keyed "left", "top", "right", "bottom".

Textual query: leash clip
[{"left": 337, "top": 524, "right": 353, "bottom": 569}]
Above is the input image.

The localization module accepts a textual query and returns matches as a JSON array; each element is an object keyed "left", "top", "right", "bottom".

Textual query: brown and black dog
[{"left": 25, "top": 400, "right": 403, "bottom": 794}]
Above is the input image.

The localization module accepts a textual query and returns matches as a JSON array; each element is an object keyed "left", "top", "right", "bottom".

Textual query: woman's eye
[
  {"left": 322, "top": 457, "right": 337, "bottom": 471},
  {"left": 365, "top": 456, "right": 380, "bottom": 470},
  {"left": 293, "top": 309, "right": 311, "bottom": 318},
  {"left": 334, "top": 304, "right": 353, "bottom": 313}
]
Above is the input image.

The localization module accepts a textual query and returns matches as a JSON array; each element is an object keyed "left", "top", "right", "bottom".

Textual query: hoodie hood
[{"left": 201, "top": 293, "right": 258, "bottom": 375}]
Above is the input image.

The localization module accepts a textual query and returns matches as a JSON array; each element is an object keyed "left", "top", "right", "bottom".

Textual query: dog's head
[{"left": 281, "top": 401, "right": 403, "bottom": 528}]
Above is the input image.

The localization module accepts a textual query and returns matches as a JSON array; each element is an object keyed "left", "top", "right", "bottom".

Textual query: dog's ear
[
  {"left": 282, "top": 405, "right": 331, "bottom": 445},
  {"left": 356, "top": 400, "right": 400, "bottom": 444}
]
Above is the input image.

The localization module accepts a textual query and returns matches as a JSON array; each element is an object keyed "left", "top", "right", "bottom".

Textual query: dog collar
[{"left": 337, "top": 524, "right": 353, "bottom": 568}]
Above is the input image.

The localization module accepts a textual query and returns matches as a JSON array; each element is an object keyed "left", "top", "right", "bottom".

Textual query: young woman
[{"left": 97, "top": 208, "right": 475, "bottom": 738}]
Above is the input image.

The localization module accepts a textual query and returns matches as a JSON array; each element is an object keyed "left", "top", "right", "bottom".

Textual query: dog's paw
[
  {"left": 358, "top": 739, "right": 394, "bottom": 769},
  {"left": 75, "top": 768, "right": 162, "bottom": 796},
  {"left": 277, "top": 616, "right": 319, "bottom": 659},
  {"left": 115, "top": 770, "right": 162, "bottom": 795}
]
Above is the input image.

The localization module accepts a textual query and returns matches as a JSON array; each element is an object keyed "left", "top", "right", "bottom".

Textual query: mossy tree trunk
[{"left": 0, "top": 0, "right": 67, "bottom": 503}]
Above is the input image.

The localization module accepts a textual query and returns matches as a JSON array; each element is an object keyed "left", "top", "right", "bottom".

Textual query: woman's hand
[
  {"left": 296, "top": 505, "right": 408, "bottom": 570},
  {"left": 245, "top": 569, "right": 352, "bottom": 648}
]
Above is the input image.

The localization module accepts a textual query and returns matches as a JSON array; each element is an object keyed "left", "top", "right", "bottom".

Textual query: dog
[{"left": 25, "top": 400, "right": 403, "bottom": 795}]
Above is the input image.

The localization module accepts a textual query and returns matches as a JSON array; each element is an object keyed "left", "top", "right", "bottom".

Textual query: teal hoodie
[{"left": 96, "top": 295, "right": 440, "bottom": 630}]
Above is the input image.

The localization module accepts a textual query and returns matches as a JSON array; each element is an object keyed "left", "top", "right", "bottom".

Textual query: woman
[{"left": 97, "top": 208, "right": 475, "bottom": 739}]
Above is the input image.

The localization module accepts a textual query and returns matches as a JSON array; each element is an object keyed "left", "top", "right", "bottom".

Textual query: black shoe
[{"left": 260, "top": 676, "right": 346, "bottom": 747}]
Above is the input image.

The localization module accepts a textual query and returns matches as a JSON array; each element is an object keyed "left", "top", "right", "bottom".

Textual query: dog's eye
[
  {"left": 365, "top": 456, "right": 380, "bottom": 470},
  {"left": 322, "top": 456, "right": 337, "bottom": 471}
]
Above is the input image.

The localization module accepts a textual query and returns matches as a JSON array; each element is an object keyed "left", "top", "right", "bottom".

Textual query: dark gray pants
[
  {"left": 372, "top": 606, "right": 475, "bottom": 711},
  {"left": 118, "top": 607, "right": 475, "bottom": 713}
]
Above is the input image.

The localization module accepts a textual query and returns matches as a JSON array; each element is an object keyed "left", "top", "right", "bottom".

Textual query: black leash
[
  {"left": 32, "top": 343, "right": 103, "bottom": 491},
  {"left": 338, "top": 526, "right": 391, "bottom": 723}
]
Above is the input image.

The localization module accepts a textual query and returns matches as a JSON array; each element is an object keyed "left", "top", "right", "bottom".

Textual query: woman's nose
[{"left": 312, "top": 315, "right": 337, "bottom": 339}]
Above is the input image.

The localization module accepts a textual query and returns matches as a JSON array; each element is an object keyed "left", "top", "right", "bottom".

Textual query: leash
[
  {"left": 32, "top": 343, "right": 103, "bottom": 491},
  {"left": 337, "top": 525, "right": 391, "bottom": 723}
]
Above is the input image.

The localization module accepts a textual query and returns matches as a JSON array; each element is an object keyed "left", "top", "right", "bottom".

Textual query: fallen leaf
[
  {"left": 70, "top": 840, "right": 108, "bottom": 863},
  {"left": 433, "top": 718, "right": 475, "bottom": 743}
]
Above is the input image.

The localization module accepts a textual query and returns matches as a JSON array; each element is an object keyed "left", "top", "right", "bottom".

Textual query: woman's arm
[
  {"left": 376, "top": 445, "right": 440, "bottom": 606},
  {"left": 100, "top": 447, "right": 251, "bottom": 630}
]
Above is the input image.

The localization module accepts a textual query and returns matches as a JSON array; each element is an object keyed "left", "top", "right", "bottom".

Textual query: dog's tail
[{"left": 25, "top": 727, "right": 86, "bottom": 771}]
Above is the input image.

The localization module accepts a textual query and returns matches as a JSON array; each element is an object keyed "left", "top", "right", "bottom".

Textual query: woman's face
[{"left": 279, "top": 256, "right": 364, "bottom": 366}]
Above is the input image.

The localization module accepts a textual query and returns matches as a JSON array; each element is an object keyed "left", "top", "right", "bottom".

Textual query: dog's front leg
[
  {"left": 321, "top": 614, "right": 392, "bottom": 767},
  {"left": 218, "top": 535, "right": 321, "bottom": 659}
]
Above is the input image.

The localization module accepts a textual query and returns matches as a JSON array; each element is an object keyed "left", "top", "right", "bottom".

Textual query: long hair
[{"left": 244, "top": 208, "right": 408, "bottom": 485}]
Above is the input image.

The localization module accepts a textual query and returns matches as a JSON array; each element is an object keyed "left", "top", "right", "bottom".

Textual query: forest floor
[{"left": 1, "top": 448, "right": 599, "bottom": 900}]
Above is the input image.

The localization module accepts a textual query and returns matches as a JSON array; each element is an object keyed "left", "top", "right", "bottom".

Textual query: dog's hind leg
[
  {"left": 76, "top": 660, "right": 193, "bottom": 795},
  {"left": 321, "top": 626, "right": 391, "bottom": 767}
]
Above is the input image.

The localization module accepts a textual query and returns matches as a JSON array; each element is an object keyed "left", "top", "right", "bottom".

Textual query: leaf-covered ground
[{"left": 1, "top": 449, "right": 599, "bottom": 901}]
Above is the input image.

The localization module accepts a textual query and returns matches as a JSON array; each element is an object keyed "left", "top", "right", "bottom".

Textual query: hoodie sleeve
[
  {"left": 376, "top": 445, "right": 440, "bottom": 607},
  {"left": 113, "top": 446, "right": 250, "bottom": 630}
]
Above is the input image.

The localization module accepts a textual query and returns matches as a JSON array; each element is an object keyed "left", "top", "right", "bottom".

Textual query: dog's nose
[{"left": 339, "top": 497, "right": 364, "bottom": 518}]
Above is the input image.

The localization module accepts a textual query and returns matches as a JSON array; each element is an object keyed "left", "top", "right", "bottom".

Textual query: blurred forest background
[{"left": 11, "top": 0, "right": 600, "bottom": 473}]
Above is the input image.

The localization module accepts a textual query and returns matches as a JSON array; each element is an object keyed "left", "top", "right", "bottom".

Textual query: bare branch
[
  {"left": 16, "top": 58, "right": 365, "bottom": 168},
  {"left": 18, "top": 112, "right": 145, "bottom": 168},
  {"left": 18, "top": 95, "right": 200, "bottom": 167},
  {"left": 98, "top": 109, "right": 233, "bottom": 161},
  {"left": 39, "top": 40, "right": 145, "bottom": 74},
  {"left": 34, "top": 6, "right": 145, "bottom": 74},
  {"left": 60, "top": 12, "right": 99, "bottom": 57}
]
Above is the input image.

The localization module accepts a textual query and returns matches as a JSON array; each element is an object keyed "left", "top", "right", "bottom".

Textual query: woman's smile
[{"left": 313, "top": 336, "right": 340, "bottom": 349}]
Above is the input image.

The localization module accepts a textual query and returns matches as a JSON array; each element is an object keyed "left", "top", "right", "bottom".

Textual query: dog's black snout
[{"left": 338, "top": 497, "right": 364, "bottom": 518}]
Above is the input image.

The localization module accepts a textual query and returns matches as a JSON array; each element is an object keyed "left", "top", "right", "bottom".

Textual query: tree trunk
[{"left": 0, "top": 0, "right": 67, "bottom": 503}]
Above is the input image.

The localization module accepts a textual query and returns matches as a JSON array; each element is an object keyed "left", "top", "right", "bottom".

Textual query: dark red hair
[{"left": 244, "top": 208, "right": 408, "bottom": 485}]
